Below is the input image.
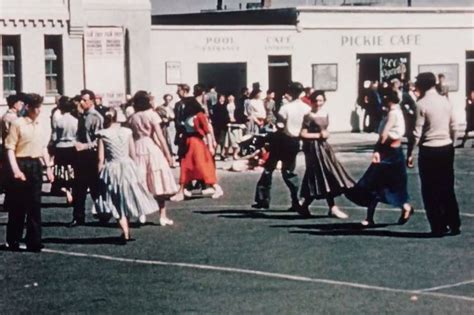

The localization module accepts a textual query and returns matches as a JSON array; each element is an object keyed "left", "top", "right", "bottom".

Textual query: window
[
  {"left": 44, "top": 35, "right": 63, "bottom": 95},
  {"left": 1, "top": 35, "right": 21, "bottom": 96}
]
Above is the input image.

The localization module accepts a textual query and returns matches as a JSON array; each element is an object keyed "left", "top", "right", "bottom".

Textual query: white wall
[{"left": 150, "top": 7, "right": 474, "bottom": 131}]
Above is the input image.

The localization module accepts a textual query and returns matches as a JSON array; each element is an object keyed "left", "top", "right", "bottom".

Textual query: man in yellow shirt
[{"left": 4, "top": 93, "right": 54, "bottom": 252}]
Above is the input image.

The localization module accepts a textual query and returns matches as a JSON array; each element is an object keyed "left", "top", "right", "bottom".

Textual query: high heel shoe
[{"left": 398, "top": 206, "right": 414, "bottom": 225}]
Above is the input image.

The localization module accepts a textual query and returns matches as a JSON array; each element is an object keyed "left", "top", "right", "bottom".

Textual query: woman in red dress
[{"left": 171, "top": 85, "right": 223, "bottom": 201}]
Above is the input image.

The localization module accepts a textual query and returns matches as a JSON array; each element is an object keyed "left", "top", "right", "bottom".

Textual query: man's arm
[
  {"left": 449, "top": 103, "right": 457, "bottom": 143},
  {"left": 407, "top": 103, "right": 424, "bottom": 167},
  {"left": 41, "top": 147, "right": 54, "bottom": 182}
]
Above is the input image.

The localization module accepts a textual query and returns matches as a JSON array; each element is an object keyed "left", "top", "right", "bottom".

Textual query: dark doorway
[
  {"left": 357, "top": 52, "right": 410, "bottom": 92},
  {"left": 268, "top": 55, "right": 291, "bottom": 106},
  {"left": 466, "top": 51, "right": 474, "bottom": 96},
  {"left": 198, "top": 63, "right": 247, "bottom": 97}
]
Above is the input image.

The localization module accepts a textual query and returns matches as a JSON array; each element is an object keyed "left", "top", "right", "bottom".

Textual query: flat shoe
[
  {"left": 211, "top": 186, "right": 224, "bottom": 199},
  {"left": 170, "top": 193, "right": 184, "bottom": 202},
  {"left": 398, "top": 206, "right": 414, "bottom": 225},
  {"left": 328, "top": 206, "right": 349, "bottom": 219},
  {"left": 361, "top": 219, "right": 375, "bottom": 227},
  {"left": 160, "top": 218, "right": 174, "bottom": 226}
]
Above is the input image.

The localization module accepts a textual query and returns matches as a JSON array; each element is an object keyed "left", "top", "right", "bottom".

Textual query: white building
[
  {"left": 0, "top": 0, "right": 151, "bottom": 107},
  {"left": 151, "top": 6, "right": 474, "bottom": 131},
  {"left": 1, "top": 2, "right": 473, "bottom": 131}
]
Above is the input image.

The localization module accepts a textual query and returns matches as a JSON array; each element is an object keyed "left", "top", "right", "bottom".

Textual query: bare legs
[
  {"left": 118, "top": 216, "right": 130, "bottom": 241},
  {"left": 158, "top": 199, "right": 173, "bottom": 226},
  {"left": 362, "top": 201, "right": 414, "bottom": 226}
]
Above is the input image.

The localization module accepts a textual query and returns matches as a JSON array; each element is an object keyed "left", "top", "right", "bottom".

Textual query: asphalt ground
[{"left": 1, "top": 133, "right": 473, "bottom": 314}]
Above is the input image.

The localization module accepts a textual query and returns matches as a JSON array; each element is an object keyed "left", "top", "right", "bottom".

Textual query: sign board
[
  {"left": 84, "top": 27, "right": 126, "bottom": 107},
  {"left": 418, "top": 64, "right": 459, "bottom": 92},
  {"left": 166, "top": 61, "right": 181, "bottom": 85},
  {"left": 312, "top": 64, "right": 338, "bottom": 91},
  {"left": 379, "top": 56, "right": 408, "bottom": 82}
]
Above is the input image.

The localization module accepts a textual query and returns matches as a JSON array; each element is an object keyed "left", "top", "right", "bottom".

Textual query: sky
[{"left": 151, "top": 0, "right": 474, "bottom": 15}]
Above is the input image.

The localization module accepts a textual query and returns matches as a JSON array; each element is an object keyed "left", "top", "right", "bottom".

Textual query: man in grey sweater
[{"left": 407, "top": 72, "right": 460, "bottom": 236}]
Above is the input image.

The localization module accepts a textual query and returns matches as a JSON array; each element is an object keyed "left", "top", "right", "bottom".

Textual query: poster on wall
[
  {"left": 84, "top": 27, "right": 126, "bottom": 107},
  {"left": 418, "top": 64, "right": 459, "bottom": 91},
  {"left": 379, "top": 56, "right": 408, "bottom": 82},
  {"left": 312, "top": 64, "right": 338, "bottom": 91},
  {"left": 166, "top": 61, "right": 181, "bottom": 85}
]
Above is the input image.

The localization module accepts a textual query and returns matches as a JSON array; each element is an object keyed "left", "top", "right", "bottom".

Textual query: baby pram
[{"left": 238, "top": 132, "right": 268, "bottom": 156}]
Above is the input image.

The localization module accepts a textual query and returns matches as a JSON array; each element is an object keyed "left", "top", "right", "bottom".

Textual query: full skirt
[
  {"left": 179, "top": 136, "right": 216, "bottom": 185},
  {"left": 95, "top": 158, "right": 159, "bottom": 219},
  {"left": 300, "top": 140, "right": 355, "bottom": 199},
  {"left": 134, "top": 137, "right": 178, "bottom": 197},
  {"left": 346, "top": 146, "right": 409, "bottom": 207}
]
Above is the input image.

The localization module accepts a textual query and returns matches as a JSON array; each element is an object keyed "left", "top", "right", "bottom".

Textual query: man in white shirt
[{"left": 253, "top": 82, "right": 310, "bottom": 212}]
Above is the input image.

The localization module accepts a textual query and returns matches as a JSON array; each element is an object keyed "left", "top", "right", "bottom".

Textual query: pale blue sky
[{"left": 151, "top": 0, "right": 474, "bottom": 15}]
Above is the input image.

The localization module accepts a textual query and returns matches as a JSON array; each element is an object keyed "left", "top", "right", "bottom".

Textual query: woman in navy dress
[{"left": 347, "top": 91, "right": 414, "bottom": 225}]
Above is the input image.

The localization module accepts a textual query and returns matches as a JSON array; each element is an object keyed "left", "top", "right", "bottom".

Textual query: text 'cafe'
[{"left": 151, "top": 6, "right": 474, "bottom": 131}]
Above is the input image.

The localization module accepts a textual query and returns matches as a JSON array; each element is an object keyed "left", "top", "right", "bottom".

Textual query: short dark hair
[
  {"left": 58, "top": 96, "right": 73, "bottom": 113},
  {"left": 178, "top": 84, "right": 190, "bottom": 93},
  {"left": 132, "top": 90, "right": 152, "bottom": 112},
  {"left": 249, "top": 89, "right": 262, "bottom": 100},
  {"left": 309, "top": 90, "right": 326, "bottom": 103},
  {"left": 384, "top": 90, "right": 400, "bottom": 105},
  {"left": 23, "top": 93, "right": 43, "bottom": 108},
  {"left": 80, "top": 89, "right": 96, "bottom": 102},
  {"left": 163, "top": 93, "right": 173, "bottom": 101},
  {"left": 287, "top": 82, "right": 304, "bottom": 100},
  {"left": 415, "top": 72, "right": 437, "bottom": 93},
  {"left": 6, "top": 93, "right": 24, "bottom": 108},
  {"left": 193, "top": 84, "right": 206, "bottom": 97}
]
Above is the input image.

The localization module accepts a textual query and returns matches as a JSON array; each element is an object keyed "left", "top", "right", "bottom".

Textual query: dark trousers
[
  {"left": 72, "top": 151, "right": 99, "bottom": 221},
  {"left": 255, "top": 135, "right": 300, "bottom": 206},
  {"left": 6, "top": 158, "right": 43, "bottom": 248},
  {"left": 419, "top": 145, "right": 461, "bottom": 233}
]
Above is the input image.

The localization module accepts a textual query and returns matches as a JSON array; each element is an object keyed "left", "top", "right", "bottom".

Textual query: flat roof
[
  {"left": 151, "top": 6, "right": 474, "bottom": 26},
  {"left": 152, "top": 8, "right": 298, "bottom": 26}
]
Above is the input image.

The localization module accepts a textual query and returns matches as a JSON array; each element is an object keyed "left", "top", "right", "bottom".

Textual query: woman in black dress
[{"left": 299, "top": 91, "right": 355, "bottom": 218}]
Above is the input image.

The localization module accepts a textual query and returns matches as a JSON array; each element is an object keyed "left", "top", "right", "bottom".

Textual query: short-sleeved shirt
[
  {"left": 5, "top": 116, "right": 48, "bottom": 158},
  {"left": 77, "top": 107, "right": 103, "bottom": 150},
  {"left": 1, "top": 109, "right": 18, "bottom": 144},
  {"left": 51, "top": 112, "right": 78, "bottom": 148},
  {"left": 278, "top": 99, "right": 311, "bottom": 137},
  {"left": 128, "top": 109, "right": 162, "bottom": 140}
]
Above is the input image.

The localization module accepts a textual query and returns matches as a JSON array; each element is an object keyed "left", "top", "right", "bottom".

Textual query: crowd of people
[{"left": 0, "top": 70, "right": 467, "bottom": 252}]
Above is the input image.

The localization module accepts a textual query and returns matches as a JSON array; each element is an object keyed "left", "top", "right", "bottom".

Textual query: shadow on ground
[
  {"left": 195, "top": 209, "right": 327, "bottom": 220},
  {"left": 42, "top": 236, "right": 126, "bottom": 245},
  {"left": 271, "top": 222, "right": 448, "bottom": 239}
]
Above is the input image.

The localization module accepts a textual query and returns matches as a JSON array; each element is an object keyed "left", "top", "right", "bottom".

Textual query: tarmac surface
[{"left": 1, "top": 132, "right": 473, "bottom": 314}]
